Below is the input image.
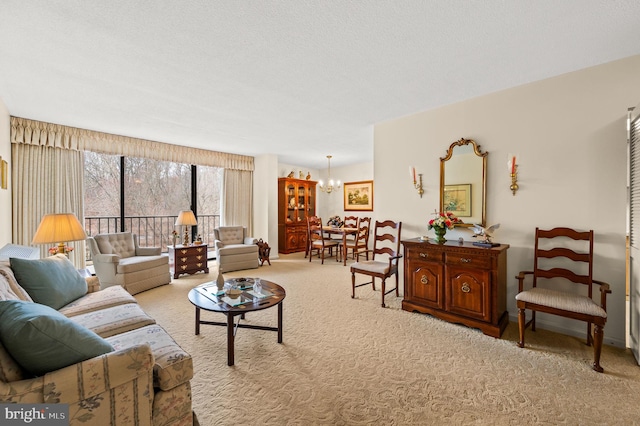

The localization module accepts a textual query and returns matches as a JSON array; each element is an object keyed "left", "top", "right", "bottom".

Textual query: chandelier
[{"left": 318, "top": 155, "right": 341, "bottom": 194}]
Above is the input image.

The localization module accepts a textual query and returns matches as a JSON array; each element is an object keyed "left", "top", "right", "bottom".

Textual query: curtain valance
[{"left": 10, "top": 116, "right": 254, "bottom": 171}]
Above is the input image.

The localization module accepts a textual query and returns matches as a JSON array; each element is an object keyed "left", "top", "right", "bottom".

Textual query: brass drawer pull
[
  {"left": 419, "top": 253, "right": 427, "bottom": 258},
  {"left": 460, "top": 258, "right": 472, "bottom": 263},
  {"left": 181, "top": 265, "right": 187, "bottom": 270},
  {"left": 197, "top": 248, "right": 203, "bottom": 252},
  {"left": 180, "top": 250, "right": 188, "bottom": 254},
  {"left": 181, "top": 257, "right": 187, "bottom": 262},
  {"left": 196, "top": 255, "right": 203, "bottom": 260},
  {"left": 197, "top": 263, "right": 203, "bottom": 267},
  {"left": 461, "top": 283, "right": 471, "bottom": 293},
  {"left": 420, "top": 276, "right": 429, "bottom": 284}
]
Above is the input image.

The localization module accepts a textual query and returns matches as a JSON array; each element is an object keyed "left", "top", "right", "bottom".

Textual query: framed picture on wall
[
  {"left": 344, "top": 180, "right": 374, "bottom": 211},
  {"left": 443, "top": 184, "right": 471, "bottom": 217}
]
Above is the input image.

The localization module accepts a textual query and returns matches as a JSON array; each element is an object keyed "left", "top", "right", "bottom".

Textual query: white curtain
[
  {"left": 11, "top": 116, "right": 256, "bottom": 263},
  {"left": 11, "top": 143, "right": 86, "bottom": 267},
  {"left": 222, "top": 169, "right": 253, "bottom": 235}
]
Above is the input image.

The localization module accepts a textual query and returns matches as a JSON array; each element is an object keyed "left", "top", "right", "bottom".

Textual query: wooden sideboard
[
  {"left": 402, "top": 238, "right": 509, "bottom": 338},
  {"left": 169, "top": 244, "right": 209, "bottom": 279}
]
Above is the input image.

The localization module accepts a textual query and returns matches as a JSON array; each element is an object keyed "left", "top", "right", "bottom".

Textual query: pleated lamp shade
[{"left": 32, "top": 213, "right": 87, "bottom": 255}]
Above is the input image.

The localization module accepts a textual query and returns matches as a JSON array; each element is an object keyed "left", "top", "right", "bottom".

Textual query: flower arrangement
[
  {"left": 327, "top": 215, "right": 344, "bottom": 227},
  {"left": 428, "top": 211, "right": 461, "bottom": 231},
  {"left": 48, "top": 245, "right": 74, "bottom": 255}
]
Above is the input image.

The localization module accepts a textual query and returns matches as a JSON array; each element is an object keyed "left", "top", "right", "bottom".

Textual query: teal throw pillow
[
  {"left": 10, "top": 255, "right": 87, "bottom": 310},
  {"left": 0, "top": 300, "right": 113, "bottom": 376}
]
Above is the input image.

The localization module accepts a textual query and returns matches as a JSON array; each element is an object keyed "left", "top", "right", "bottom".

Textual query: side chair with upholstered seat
[
  {"left": 308, "top": 216, "right": 339, "bottom": 264},
  {"left": 515, "top": 227, "right": 611, "bottom": 372},
  {"left": 345, "top": 216, "right": 371, "bottom": 261},
  {"left": 350, "top": 220, "right": 402, "bottom": 307}
]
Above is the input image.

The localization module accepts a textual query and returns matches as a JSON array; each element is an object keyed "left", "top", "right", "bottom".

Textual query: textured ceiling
[{"left": 1, "top": 1, "right": 639, "bottom": 169}]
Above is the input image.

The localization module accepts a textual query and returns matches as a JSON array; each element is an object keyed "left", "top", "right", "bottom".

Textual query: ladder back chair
[
  {"left": 346, "top": 216, "right": 371, "bottom": 261},
  {"left": 350, "top": 220, "right": 402, "bottom": 307},
  {"left": 308, "top": 216, "right": 339, "bottom": 264},
  {"left": 515, "top": 227, "right": 611, "bottom": 372}
]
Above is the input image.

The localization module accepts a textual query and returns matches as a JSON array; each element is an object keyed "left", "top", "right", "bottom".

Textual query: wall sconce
[
  {"left": 508, "top": 154, "right": 519, "bottom": 195},
  {"left": 410, "top": 166, "right": 424, "bottom": 198}
]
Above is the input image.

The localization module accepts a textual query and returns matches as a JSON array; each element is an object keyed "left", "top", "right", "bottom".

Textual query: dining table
[{"left": 322, "top": 226, "right": 358, "bottom": 265}]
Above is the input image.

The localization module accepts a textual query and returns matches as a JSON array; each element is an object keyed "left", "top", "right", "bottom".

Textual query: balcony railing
[{"left": 84, "top": 214, "right": 221, "bottom": 255}]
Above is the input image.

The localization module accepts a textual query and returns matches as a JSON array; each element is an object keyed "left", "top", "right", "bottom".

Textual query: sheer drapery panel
[
  {"left": 222, "top": 169, "right": 253, "bottom": 236},
  {"left": 11, "top": 143, "right": 86, "bottom": 267}
]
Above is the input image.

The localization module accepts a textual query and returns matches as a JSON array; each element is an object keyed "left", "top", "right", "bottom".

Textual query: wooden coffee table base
[
  {"left": 188, "top": 280, "right": 286, "bottom": 366},
  {"left": 194, "top": 304, "right": 283, "bottom": 366}
]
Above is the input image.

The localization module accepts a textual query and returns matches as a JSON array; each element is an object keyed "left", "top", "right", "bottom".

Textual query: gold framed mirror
[{"left": 439, "top": 138, "right": 487, "bottom": 227}]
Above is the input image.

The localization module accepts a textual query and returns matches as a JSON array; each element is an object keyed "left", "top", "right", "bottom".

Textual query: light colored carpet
[{"left": 136, "top": 252, "right": 640, "bottom": 425}]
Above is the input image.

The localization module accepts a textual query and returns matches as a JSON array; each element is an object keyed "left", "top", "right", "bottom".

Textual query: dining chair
[
  {"left": 345, "top": 216, "right": 370, "bottom": 260},
  {"left": 515, "top": 227, "right": 611, "bottom": 372},
  {"left": 350, "top": 220, "right": 402, "bottom": 307},
  {"left": 342, "top": 216, "right": 359, "bottom": 240},
  {"left": 308, "top": 216, "right": 339, "bottom": 264}
]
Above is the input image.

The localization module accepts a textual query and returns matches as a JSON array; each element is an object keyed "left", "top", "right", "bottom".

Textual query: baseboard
[{"left": 508, "top": 313, "right": 626, "bottom": 348}]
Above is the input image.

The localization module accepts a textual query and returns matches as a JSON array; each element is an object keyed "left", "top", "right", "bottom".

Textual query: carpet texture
[{"left": 135, "top": 252, "right": 640, "bottom": 425}]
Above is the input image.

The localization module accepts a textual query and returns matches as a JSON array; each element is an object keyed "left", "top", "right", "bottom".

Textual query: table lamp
[
  {"left": 32, "top": 213, "right": 87, "bottom": 256},
  {"left": 175, "top": 210, "right": 197, "bottom": 245}
]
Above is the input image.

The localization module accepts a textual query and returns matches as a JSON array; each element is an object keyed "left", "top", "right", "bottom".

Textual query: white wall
[
  {"left": 0, "top": 97, "right": 10, "bottom": 246},
  {"left": 253, "top": 154, "right": 279, "bottom": 258},
  {"left": 374, "top": 55, "right": 640, "bottom": 347}
]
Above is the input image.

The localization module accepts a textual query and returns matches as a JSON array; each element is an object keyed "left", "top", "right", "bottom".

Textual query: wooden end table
[
  {"left": 187, "top": 279, "right": 285, "bottom": 366},
  {"left": 169, "top": 244, "right": 209, "bottom": 279}
]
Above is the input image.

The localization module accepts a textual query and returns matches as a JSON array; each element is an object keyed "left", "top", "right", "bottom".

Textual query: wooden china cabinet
[
  {"left": 278, "top": 177, "right": 317, "bottom": 254},
  {"left": 402, "top": 238, "right": 509, "bottom": 338}
]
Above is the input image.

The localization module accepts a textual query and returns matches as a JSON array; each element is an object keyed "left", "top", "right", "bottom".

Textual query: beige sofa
[
  {"left": 214, "top": 226, "right": 259, "bottom": 272},
  {"left": 0, "top": 256, "right": 194, "bottom": 426},
  {"left": 87, "top": 232, "right": 171, "bottom": 295}
]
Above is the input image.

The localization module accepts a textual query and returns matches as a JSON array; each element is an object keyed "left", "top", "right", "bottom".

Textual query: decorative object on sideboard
[
  {"left": 471, "top": 223, "right": 501, "bottom": 247},
  {"left": 318, "top": 155, "right": 341, "bottom": 194},
  {"left": 175, "top": 210, "right": 198, "bottom": 245},
  {"left": 287, "top": 170, "right": 294, "bottom": 178},
  {"left": 508, "top": 153, "right": 519, "bottom": 195},
  {"left": 32, "top": 213, "right": 87, "bottom": 257},
  {"left": 427, "top": 211, "right": 461, "bottom": 244},
  {"left": 306, "top": 171, "right": 311, "bottom": 180},
  {"left": 409, "top": 166, "right": 424, "bottom": 198}
]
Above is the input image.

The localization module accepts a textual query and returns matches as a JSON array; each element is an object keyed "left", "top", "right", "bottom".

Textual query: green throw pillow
[
  {"left": 0, "top": 300, "right": 113, "bottom": 376},
  {"left": 10, "top": 255, "right": 87, "bottom": 310}
]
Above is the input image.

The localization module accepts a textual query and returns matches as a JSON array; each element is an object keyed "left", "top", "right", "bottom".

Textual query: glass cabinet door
[
  {"left": 297, "top": 185, "right": 305, "bottom": 222},
  {"left": 307, "top": 184, "right": 315, "bottom": 218},
  {"left": 286, "top": 183, "right": 295, "bottom": 222}
]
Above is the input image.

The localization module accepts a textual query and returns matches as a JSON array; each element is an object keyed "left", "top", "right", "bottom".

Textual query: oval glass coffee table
[{"left": 188, "top": 278, "right": 286, "bottom": 366}]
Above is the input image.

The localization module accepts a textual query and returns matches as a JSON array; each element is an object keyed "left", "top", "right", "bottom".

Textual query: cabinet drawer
[
  {"left": 445, "top": 253, "right": 491, "bottom": 269},
  {"left": 408, "top": 249, "right": 443, "bottom": 263}
]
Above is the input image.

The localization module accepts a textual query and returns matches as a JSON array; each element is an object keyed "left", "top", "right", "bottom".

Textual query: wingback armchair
[
  {"left": 214, "top": 226, "right": 259, "bottom": 272},
  {"left": 87, "top": 232, "right": 171, "bottom": 295}
]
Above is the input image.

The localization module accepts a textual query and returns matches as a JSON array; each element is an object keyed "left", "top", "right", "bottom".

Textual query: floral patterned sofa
[{"left": 0, "top": 256, "right": 194, "bottom": 426}]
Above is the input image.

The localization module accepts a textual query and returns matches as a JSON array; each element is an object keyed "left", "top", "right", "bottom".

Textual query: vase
[{"left": 433, "top": 227, "right": 447, "bottom": 244}]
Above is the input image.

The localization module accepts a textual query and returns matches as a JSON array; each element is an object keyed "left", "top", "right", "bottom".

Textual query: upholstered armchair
[
  {"left": 87, "top": 232, "right": 171, "bottom": 295},
  {"left": 214, "top": 226, "right": 259, "bottom": 273}
]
